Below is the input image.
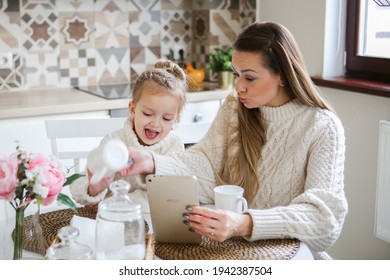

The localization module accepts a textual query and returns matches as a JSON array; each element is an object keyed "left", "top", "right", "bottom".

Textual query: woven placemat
[
  {"left": 155, "top": 237, "right": 300, "bottom": 260},
  {"left": 18, "top": 207, "right": 150, "bottom": 256},
  {"left": 19, "top": 207, "right": 98, "bottom": 255}
]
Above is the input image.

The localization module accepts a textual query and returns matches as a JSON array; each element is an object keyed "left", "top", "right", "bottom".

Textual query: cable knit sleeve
[
  {"left": 246, "top": 110, "right": 348, "bottom": 253},
  {"left": 69, "top": 174, "right": 108, "bottom": 205},
  {"left": 153, "top": 94, "right": 237, "bottom": 203}
]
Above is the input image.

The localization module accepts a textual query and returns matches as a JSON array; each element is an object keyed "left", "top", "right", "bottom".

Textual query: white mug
[
  {"left": 214, "top": 185, "right": 248, "bottom": 213},
  {"left": 87, "top": 139, "right": 129, "bottom": 184}
]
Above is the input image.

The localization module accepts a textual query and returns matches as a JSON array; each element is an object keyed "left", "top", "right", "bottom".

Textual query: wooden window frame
[{"left": 345, "top": 0, "right": 390, "bottom": 82}]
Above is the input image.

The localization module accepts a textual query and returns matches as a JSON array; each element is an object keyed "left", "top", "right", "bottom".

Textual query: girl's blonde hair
[
  {"left": 131, "top": 58, "right": 187, "bottom": 113},
  {"left": 218, "top": 22, "right": 334, "bottom": 203}
]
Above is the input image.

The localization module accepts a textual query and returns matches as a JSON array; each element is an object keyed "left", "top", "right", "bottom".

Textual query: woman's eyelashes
[{"left": 233, "top": 72, "right": 256, "bottom": 82}]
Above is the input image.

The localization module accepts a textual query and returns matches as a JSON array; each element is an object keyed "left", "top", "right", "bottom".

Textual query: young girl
[{"left": 70, "top": 58, "right": 187, "bottom": 206}]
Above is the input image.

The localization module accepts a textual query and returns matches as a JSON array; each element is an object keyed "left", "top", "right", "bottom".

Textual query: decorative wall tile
[
  {"left": 0, "top": 12, "right": 21, "bottom": 51},
  {"left": 211, "top": 0, "right": 239, "bottom": 10},
  {"left": 130, "top": 62, "right": 147, "bottom": 80},
  {"left": 21, "top": 0, "right": 55, "bottom": 11},
  {"left": 95, "top": 47, "right": 130, "bottom": 85},
  {"left": 1, "top": 0, "right": 20, "bottom": 12},
  {"left": 241, "top": 0, "right": 256, "bottom": 10},
  {"left": 129, "top": 0, "right": 160, "bottom": 11},
  {"left": 20, "top": 6, "right": 59, "bottom": 51},
  {"left": 129, "top": 11, "right": 161, "bottom": 47},
  {"left": 210, "top": 9, "right": 241, "bottom": 45},
  {"left": 94, "top": 0, "right": 131, "bottom": 12},
  {"left": 59, "top": 12, "right": 94, "bottom": 49},
  {"left": 161, "top": 0, "right": 191, "bottom": 10},
  {"left": 129, "top": 9, "right": 161, "bottom": 80},
  {"left": 207, "top": 1, "right": 241, "bottom": 81},
  {"left": 95, "top": 11, "right": 129, "bottom": 48},
  {"left": 191, "top": 10, "right": 209, "bottom": 68},
  {"left": 239, "top": 9, "right": 255, "bottom": 29},
  {"left": 239, "top": 0, "right": 256, "bottom": 29},
  {"left": 129, "top": 48, "right": 160, "bottom": 83},
  {"left": 0, "top": 53, "right": 24, "bottom": 90},
  {"left": 161, "top": 10, "right": 192, "bottom": 61},
  {"left": 59, "top": 48, "right": 96, "bottom": 87},
  {"left": 191, "top": 0, "right": 210, "bottom": 10},
  {"left": 56, "top": 0, "right": 94, "bottom": 12},
  {"left": 24, "top": 51, "right": 59, "bottom": 88}
]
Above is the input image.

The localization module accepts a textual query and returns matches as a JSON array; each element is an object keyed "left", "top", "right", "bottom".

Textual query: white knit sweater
[
  {"left": 69, "top": 116, "right": 184, "bottom": 205},
  {"left": 152, "top": 93, "right": 348, "bottom": 255}
]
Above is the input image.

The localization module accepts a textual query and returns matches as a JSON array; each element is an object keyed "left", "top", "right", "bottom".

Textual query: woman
[{"left": 121, "top": 22, "right": 348, "bottom": 259}]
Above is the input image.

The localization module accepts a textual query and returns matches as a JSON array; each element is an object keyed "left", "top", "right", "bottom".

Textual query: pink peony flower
[
  {"left": 0, "top": 153, "right": 18, "bottom": 201},
  {"left": 28, "top": 154, "right": 66, "bottom": 206}
]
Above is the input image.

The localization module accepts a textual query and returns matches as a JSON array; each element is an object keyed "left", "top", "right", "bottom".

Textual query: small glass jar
[
  {"left": 95, "top": 180, "right": 145, "bottom": 260},
  {"left": 46, "top": 226, "right": 94, "bottom": 260}
]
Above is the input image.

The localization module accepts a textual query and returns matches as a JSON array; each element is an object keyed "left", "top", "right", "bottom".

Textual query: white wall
[
  {"left": 258, "top": 0, "right": 390, "bottom": 259},
  {"left": 322, "top": 88, "right": 390, "bottom": 260},
  {"left": 257, "top": 0, "right": 326, "bottom": 75}
]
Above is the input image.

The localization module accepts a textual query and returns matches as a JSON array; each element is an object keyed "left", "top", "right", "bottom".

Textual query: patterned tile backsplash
[{"left": 0, "top": 0, "right": 256, "bottom": 91}]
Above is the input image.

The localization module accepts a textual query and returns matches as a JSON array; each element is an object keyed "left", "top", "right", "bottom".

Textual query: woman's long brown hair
[{"left": 217, "top": 22, "right": 333, "bottom": 204}]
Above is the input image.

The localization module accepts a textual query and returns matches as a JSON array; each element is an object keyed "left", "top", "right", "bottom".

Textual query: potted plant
[{"left": 206, "top": 46, "right": 235, "bottom": 90}]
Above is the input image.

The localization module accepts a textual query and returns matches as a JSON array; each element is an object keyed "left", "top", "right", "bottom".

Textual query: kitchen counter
[{"left": 0, "top": 86, "right": 231, "bottom": 120}]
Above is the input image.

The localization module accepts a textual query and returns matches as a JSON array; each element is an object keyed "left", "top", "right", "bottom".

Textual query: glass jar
[
  {"left": 95, "top": 180, "right": 145, "bottom": 260},
  {"left": 46, "top": 226, "right": 94, "bottom": 260}
]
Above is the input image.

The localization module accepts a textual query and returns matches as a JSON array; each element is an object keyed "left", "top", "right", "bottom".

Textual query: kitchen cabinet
[{"left": 180, "top": 99, "right": 222, "bottom": 124}]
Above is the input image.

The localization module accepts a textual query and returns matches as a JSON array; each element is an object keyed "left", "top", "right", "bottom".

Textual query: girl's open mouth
[{"left": 145, "top": 128, "right": 159, "bottom": 139}]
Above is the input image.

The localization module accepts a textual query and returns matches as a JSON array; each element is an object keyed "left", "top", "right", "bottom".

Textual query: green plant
[{"left": 206, "top": 46, "right": 234, "bottom": 73}]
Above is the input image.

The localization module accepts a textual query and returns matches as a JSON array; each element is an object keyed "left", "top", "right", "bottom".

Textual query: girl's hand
[
  {"left": 87, "top": 169, "right": 113, "bottom": 196},
  {"left": 183, "top": 206, "right": 253, "bottom": 242},
  {"left": 119, "top": 147, "right": 155, "bottom": 177}
]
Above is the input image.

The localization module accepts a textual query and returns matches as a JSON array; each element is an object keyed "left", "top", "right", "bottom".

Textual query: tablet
[{"left": 146, "top": 174, "right": 202, "bottom": 244}]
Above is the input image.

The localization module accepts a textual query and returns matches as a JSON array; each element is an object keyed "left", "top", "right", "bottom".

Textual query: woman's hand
[
  {"left": 87, "top": 169, "right": 113, "bottom": 196},
  {"left": 183, "top": 206, "right": 253, "bottom": 242},
  {"left": 119, "top": 147, "right": 155, "bottom": 177}
]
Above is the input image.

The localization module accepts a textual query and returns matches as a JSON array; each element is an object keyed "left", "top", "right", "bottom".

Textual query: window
[{"left": 346, "top": 0, "right": 390, "bottom": 82}]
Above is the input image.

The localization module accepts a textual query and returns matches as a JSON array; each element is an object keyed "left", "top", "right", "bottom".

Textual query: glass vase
[
  {"left": 12, "top": 205, "right": 46, "bottom": 260},
  {"left": 12, "top": 207, "right": 25, "bottom": 260},
  {"left": 24, "top": 206, "right": 46, "bottom": 257}
]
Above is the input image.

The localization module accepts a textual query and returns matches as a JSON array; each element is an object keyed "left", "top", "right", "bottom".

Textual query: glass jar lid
[{"left": 46, "top": 226, "right": 94, "bottom": 260}]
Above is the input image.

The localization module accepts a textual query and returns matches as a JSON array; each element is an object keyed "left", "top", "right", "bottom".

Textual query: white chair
[{"left": 45, "top": 118, "right": 127, "bottom": 173}]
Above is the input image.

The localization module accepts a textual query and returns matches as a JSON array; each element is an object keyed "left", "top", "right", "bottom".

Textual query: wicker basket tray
[{"left": 154, "top": 237, "right": 300, "bottom": 260}]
